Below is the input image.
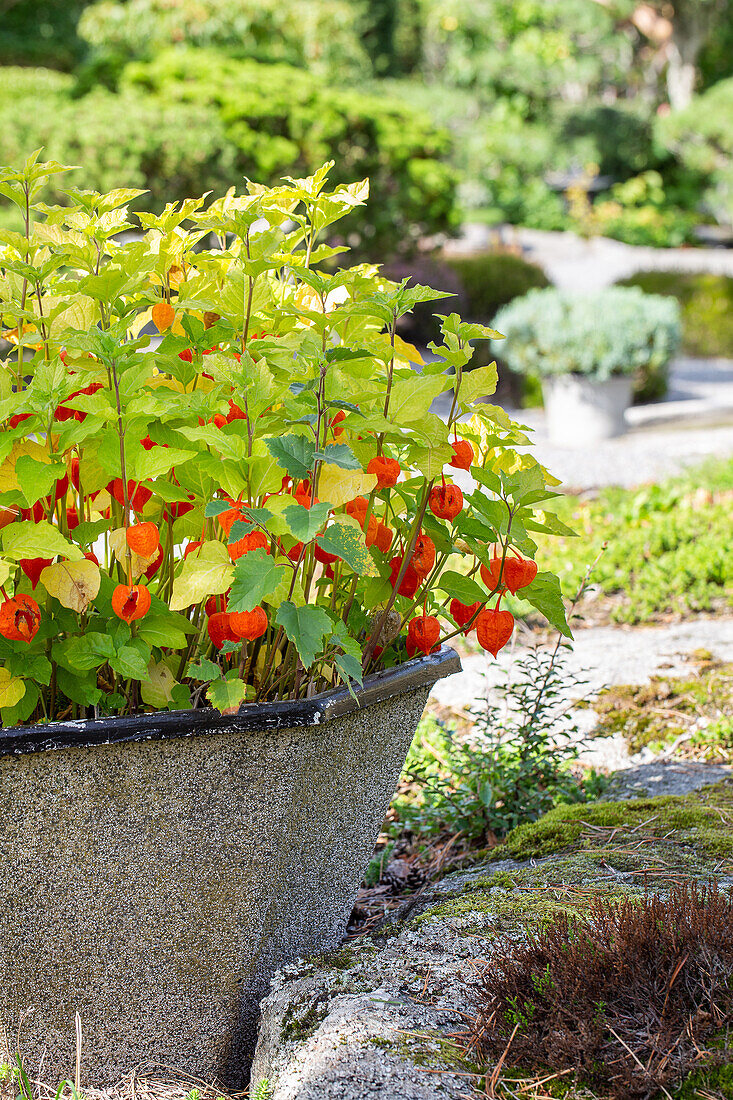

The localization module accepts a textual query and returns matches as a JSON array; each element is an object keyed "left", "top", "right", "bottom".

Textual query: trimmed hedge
[
  {"left": 617, "top": 271, "right": 733, "bottom": 359},
  {"left": 444, "top": 252, "right": 550, "bottom": 321},
  {"left": 0, "top": 55, "right": 456, "bottom": 255},
  {"left": 492, "top": 286, "right": 681, "bottom": 401},
  {"left": 120, "top": 48, "right": 456, "bottom": 254}
]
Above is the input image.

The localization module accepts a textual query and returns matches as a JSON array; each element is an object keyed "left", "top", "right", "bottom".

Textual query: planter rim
[{"left": 0, "top": 645, "right": 461, "bottom": 758}]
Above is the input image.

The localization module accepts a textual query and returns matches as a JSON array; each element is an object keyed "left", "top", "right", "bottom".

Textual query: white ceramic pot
[{"left": 541, "top": 374, "right": 633, "bottom": 446}]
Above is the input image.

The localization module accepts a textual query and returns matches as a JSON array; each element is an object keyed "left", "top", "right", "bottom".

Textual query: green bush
[
  {"left": 555, "top": 101, "right": 661, "bottom": 183},
  {"left": 121, "top": 48, "right": 457, "bottom": 254},
  {"left": 586, "top": 171, "right": 699, "bottom": 248},
  {"left": 492, "top": 287, "right": 681, "bottom": 398},
  {"left": 419, "top": 0, "right": 628, "bottom": 110},
  {"left": 78, "top": 0, "right": 369, "bottom": 83},
  {"left": 0, "top": 70, "right": 236, "bottom": 219},
  {"left": 445, "top": 252, "right": 550, "bottom": 321},
  {"left": 617, "top": 271, "right": 733, "bottom": 359},
  {"left": 658, "top": 78, "right": 733, "bottom": 227}
]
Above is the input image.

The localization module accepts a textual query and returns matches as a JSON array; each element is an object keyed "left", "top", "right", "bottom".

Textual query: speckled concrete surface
[{"left": 0, "top": 689, "right": 430, "bottom": 1088}]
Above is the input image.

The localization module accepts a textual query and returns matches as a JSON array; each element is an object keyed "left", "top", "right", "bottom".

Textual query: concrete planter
[
  {"left": 0, "top": 647, "right": 459, "bottom": 1088},
  {"left": 541, "top": 374, "right": 633, "bottom": 446}
]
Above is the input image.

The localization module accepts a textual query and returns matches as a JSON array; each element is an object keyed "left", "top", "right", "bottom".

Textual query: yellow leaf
[
  {"left": 169, "top": 540, "right": 233, "bottom": 611},
  {"left": 319, "top": 465, "right": 377, "bottom": 509},
  {"left": 40, "top": 558, "right": 101, "bottom": 612},
  {"left": 0, "top": 440, "right": 49, "bottom": 494},
  {"left": 393, "top": 335, "right": 424, "bottom": 365},
  {"left": 109, "top": 527, "right": 159, "bottom": 579},
  {"left": 129, "top": 305, "right": 154, "bottom": 339},
  {"left": 0, "top": 667, "right": 25, "bottom": 709},
  {"left": 47, "top": 293, "right": 97, "bottom": 337},
  {"left": 141, "top": 659, "right": 176, "bottom": 709}
]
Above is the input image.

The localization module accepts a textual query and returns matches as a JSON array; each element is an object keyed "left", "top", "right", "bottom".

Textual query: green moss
[
  {"left": 492, "top": 781, "right": 733, "bottom": 865},
  {"left": 592, "top": 665, "right": 733, "bottom": 756},
  {"left": 280, "top": 995, "right": 329, "bottom": 1042}
]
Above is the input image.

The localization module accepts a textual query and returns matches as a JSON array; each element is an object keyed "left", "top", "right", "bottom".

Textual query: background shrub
[
  {"left": 492, "top": 286, "right": 681, "bottom": 398},
  {"left": 657, "top": 77, "right": 733, "bottom": 227},
  {"left": 0, "top": 50, "right": 456, "bottom": 254},
  {"left": 618, "top": 270, "right": 733, "bottom": 359},
  {"left": 0, "top": 0, "right": 88, "bottom": 70},
  {"left": 77, "top": 0, "right": 370, "bottom": 84},
  {"left": 445, "top": 252, "right": 550, "bottom": 320},
  {"left": 0, "top": 72, "right": 236, "bottom": 218},
  {"left": 120, "top": 48, "right": 457, "bottom": 254}
]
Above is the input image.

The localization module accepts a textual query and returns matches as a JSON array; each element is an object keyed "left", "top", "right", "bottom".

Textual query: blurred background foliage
[{"left": 0, "top": 0, "right": 732, "bottom": 257}]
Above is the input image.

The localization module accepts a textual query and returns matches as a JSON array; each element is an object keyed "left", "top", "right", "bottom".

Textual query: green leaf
[
  {"left": 316, "top": 519, "right": 379, "bottom": 577},
  {"left": 275, "top": 602, "right": 334, "bottom": 669},
  {"left": 520, "top": 572, "right": 572, "bottom": 638},
  {"left": 187, "top": 657, "right": 221, "bottom": 683},
  {"left": 439, "top": 570, "right": 487, "bottom": 605},
  {"left": 110, "top": 645, "right": 151, "bottom": 680},
  {"left": 15, "top": 457, "right": 66, "bottom": 508},
  {"left": 328, "top": 628, "right": 363, "bottom": 689},
  {"left": 313, "top": 444, "right": 361, "bottom": 470},
  {"left": 458, "top": 362, "right": 499, "bottom": 405},
  {"left": 265, "top": 434, "right": 315, "bottom": 480},
  {"left": 56, "top": 666, "right": 102, "bottom": 707},
  {"left": 131, "top": 445, "right": 196, "bottom": 481},
  {"left": 58, "top": 632, "right": 115, "bottom": 671},
  {"left": 2, "top": 519, "right": 83, "bottom": 561},
  {"left": 387, "top": 376, "right": 448, "bottom": 423},
  {"left": 136, "top": 614, "right": 189, "bottom": 651},
  {"left": 207, "top": 678, "right": 249, "bottom": 714},
  {"left": 228, "top": 549, "right": 289, "bottom": 613},
  {"left": 281, "top": 501, "right": 331, "bottom": 542}
]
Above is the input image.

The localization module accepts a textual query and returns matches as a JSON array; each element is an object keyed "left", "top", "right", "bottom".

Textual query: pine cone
[{"left": 382, "top": 859, "right": 427, "bottom": 893}]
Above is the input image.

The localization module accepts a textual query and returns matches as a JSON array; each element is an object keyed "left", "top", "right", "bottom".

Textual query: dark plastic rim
[{"left": 0, "top": 646, "right": 461, "bottom": 758}]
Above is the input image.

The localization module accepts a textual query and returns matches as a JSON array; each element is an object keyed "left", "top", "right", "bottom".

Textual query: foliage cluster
[
  {"left": 491, "top": 286, "right": 681, "bottom": 383},
  {"left": 0, "top": 1, "right": 88, "bottom": 70},
  {"left": 0, "top": 153, "right": 570, "bottom": 727},
  {"left": 77, "top": 0, "right": 370, "bottom": 87},
  {"left": 0, "top": 68, "right": 237, "bottom": 228},
  {"left": 121, "top": 48, "right": 457, "bottom": 255},
  {"left": 658, "top": 76, "right": 733, "bottom": 227},
  {"left": 581, "top": 170, "right": 699, "bottom": 248},
  {"left": 618, "top": 270, "right": 733, "bottom": 359},
  {"left": 472, "top": 882, "right": 733, "bottom": 1099},
  {"left": 392, "top": 646, "right": 597, "bottom": 845},
  {"left": 4, "top": 0, "right": 733, "bottom": 250},
  {"left": 532, "top": 460, "right": 733, "bottom": 625},
  {"left": 0, "top": 57, "right": 455, "bottom": 257}
]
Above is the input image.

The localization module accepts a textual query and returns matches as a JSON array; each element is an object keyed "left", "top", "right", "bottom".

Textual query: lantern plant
[{"left": 0, "top": 151, "right": 572, "bottom": 725}]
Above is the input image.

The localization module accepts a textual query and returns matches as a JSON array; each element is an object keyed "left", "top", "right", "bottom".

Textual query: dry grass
[{"left": 470, "top": 882, "right": 733, "bottom": 1099}]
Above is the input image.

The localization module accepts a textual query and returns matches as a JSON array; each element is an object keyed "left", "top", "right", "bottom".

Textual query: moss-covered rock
[{"left": 251, "top": 778, "right": 733, "bottom": 1099}]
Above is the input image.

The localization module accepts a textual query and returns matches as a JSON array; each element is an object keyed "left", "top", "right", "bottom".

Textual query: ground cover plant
[
  {"left": 525, "top": 459, "right": 733, "bottom": 625},
  {"left": 471, "top": 883, "right": 733, "bottom": 1099},
  {"left": 0, "top": 152, "right": 570, "bottom": 727}
]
